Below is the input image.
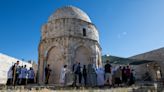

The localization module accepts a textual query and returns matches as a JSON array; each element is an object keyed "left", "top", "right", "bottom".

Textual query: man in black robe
[{"left": 45, "top": 64, "right": 51, "bottom": 84}]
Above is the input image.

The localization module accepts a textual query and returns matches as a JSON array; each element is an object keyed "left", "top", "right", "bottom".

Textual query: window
[{"left": 83, "top": 28, "right": 86, "bottom": 36}]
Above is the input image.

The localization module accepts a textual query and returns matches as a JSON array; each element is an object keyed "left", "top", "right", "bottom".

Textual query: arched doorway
[
  {"left": 46, "top": 46, "right": 64, "bottom": 84},
  {"left": 74, "top": 46, "right": 91, "bottom": 66}
]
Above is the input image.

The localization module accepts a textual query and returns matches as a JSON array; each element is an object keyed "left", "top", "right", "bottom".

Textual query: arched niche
[
  {"left": 74, "top": 46, "right": 91, "bottom": 66},
  {"left": 45, "top": 46, "right": 64, "bottom": 84}
]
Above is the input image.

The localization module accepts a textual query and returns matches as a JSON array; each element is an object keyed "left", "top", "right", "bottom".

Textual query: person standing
[
  {"left": 12, "top": 61, "right": 20, "bottom": 85},
  {"left": 12, "top": 63, "right": 16, "bottom": 85},
  {"left": 104, "top": 60, "right": 112, "bottom": 87},
  {"left": 128, "top": 69, "right": 135, "bottom": 86},
  {"left": 122, "top": 66, "right": 127, "bottom": 85},
  {"left": 77, "top": 63, "right": 82, "bottom": 85},
  {"left": 96, "top": 67, "right": 105, "bottom": 87},
  {"left": 45, "top": 64, "right": 51, "bottom": 84},
  {"left": 18, "top": 66, "right": 23, "bottom": 85},
  {"left": 126, "top": 65, "right": 131, "bottom": 84},
  {"left": 6, "top": 66, "right": 13, "bottom": 85},
  {"left": 28, "top": 67, "right": 35, "bottom": 84},
  {"left": 114, "top": 66, "right": 122, "bottom": 87},
  {"left": 21, "top": 65, "right": 28, "bottom": 85},
  {"left": 60, "top": 65, "right": 68, "bottom": 86},
  {"left": 82, "top": 65, "right": 87, "bottom": 86},
  {"left": 72, "top": 62, "right": 78, "bottom": 86},
  {"left": 17, "top": 66, "right": 22, "bottom": 85},
  {"left": 87, "top": 64, "right": 97, "bottom": 87}
]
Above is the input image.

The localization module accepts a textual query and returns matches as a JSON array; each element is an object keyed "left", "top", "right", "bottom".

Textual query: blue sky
[{"left": 0, "top": 0, "right": 164, "bottom": 62}]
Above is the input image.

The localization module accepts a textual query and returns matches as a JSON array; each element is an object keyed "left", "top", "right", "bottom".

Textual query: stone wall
[
  {"left": 42, "top": 18, "right": 99, "bottom": 42},
  {"left": 130, "top": 48, "right": 164, "bottom": 79},
  {"left": 38, "top": 19, "right": 101, "bottom": 84},
  {"left": 38, "top": 36, "right": 102, "bottom": 84},
  {"left": 132, "top": 62, "right": 159, "bottom": 81}
]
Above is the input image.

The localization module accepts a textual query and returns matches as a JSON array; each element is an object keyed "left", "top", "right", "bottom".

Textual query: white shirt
[
  {"left": 60, "top": 68, "right": 67, "bottom": 84},
  {"left": 96, "top": 68, "right": 105, "bottom": 86},
  {"left": 21, "top": 68, "right": 28, "bottom": 79},
  {"left": 28, "top": 70, "right": 35, "bottom": 79}
]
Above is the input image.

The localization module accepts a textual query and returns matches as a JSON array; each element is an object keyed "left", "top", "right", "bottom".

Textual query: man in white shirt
[
  {"left": 18, "top": 66, "right": 23, "bottom": 85},
  {"left": 28, "top": 67, "right": 35, "bottom": 84},
  {"left": 21, "top": 65, "right": 28, "bottom": 85}
]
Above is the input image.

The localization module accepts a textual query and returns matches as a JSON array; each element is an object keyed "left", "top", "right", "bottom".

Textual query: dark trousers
[
  {"left": 73, "top": 73, "right": 82, "bottom": 86},
  {"left": 18, "top": 78, "right": 21, "bottom": 85},
  {"left": 79, "top": 73, "right": 82, "bottom": 84},
  {"left": 28, "top": 79, "right": 34, "bottom": 84},
  {"left": 122, "top": 75, "right": 127, "bottom": 83},
  {"left": 6, "top": 78, "right": 12, "bottom": 85},
  {"left": 73, "top": 74, "right": 78, "bottom": 86},
  {"left": 83, "top": 75, "right": 87, "bottom": 86},
  {"left": 45, "top": 75, "right": 50, "bottom": 84},
  {"left": 21, "top": 78, "right": 27, "bottom": 85},
  {"left": 13, "top": 74, "right": 19, "bottom": 85}
]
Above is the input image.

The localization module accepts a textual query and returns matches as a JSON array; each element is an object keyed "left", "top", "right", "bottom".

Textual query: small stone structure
[
  {"left": 130, "top": 48, "right": 164, "bottom": 81},
  {"left": 38, "top": 6, "right": 102, "bottom": 84}
]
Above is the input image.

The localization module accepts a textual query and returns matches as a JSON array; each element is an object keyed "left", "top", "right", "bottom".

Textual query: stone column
[{"left": 38, "top": 55, "right": 44, "bottom": 84}]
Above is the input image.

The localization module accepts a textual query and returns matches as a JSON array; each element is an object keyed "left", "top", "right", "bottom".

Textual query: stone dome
[{"left": 48, "top": 6, "right": 91, "bottom": 22}]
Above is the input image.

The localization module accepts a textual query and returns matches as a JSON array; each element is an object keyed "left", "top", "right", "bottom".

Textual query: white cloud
[{"left": 117, "top": 31, "right": 127, "bottom": 38}]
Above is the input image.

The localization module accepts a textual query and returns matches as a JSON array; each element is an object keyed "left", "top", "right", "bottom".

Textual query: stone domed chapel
[{"left": 38, "top": 6, "right": 102, "bottom": 84}]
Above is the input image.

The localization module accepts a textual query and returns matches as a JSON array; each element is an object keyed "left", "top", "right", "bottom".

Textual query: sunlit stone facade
[{"left": 38, "top": 6, "right": 102, "bottom": 84}]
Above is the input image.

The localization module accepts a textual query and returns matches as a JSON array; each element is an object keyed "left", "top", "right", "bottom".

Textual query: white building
[{"left": 0, "top": 53, "right": 32, "bottom": 84}]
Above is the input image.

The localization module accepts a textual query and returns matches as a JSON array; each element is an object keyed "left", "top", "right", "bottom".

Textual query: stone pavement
[{"left": 0, "top": 84, "right": 164, "bottom": 92}]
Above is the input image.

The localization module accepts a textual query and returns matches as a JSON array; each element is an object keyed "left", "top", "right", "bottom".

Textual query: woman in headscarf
[
  {"left": 96, "top": 67, "right": 105, "bottom": 87},
  {"left": 60, "top": 65, "right": 68, "bottom": 86}
]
